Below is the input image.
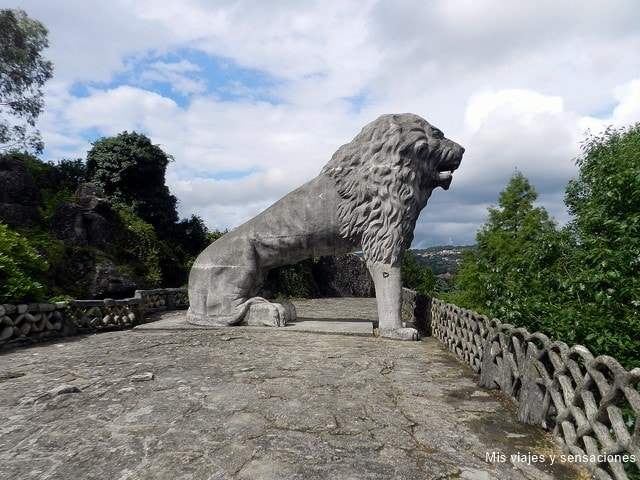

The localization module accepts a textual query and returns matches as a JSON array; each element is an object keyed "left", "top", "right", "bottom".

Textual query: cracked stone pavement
[{"left": 0, "top": 299, "right": 587, "bottom": 480}]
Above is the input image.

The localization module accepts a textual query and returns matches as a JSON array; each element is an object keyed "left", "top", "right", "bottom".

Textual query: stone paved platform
[{"left": 0, "top": 299, "right": 588, "bottom": 480}]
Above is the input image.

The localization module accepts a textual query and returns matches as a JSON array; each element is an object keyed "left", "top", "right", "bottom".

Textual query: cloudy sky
[{"left": 6, "top": 0, "right": 640, "bottom": 247}]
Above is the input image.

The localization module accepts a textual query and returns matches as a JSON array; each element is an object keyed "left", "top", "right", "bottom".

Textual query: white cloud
[
  {"left": 465, "top": 90, "right": 564, "bottom": 133},
  {"left": 579, "top": 78, "right": 640, "bottom": 134},
  {"left": 460, "top": 89, "right": 580, "bottom": 192},
  {"left": 11, "top": 0, "right": 640, "bottom": 247},
  {"left": 138, "top": 60, "right": 208, "bottom": 97},
  {"left": 66, "top": 86, "right": 180, "bottom": 133},
  {"left": 611, "top": 79, "right": 640, "bottom": 126}
]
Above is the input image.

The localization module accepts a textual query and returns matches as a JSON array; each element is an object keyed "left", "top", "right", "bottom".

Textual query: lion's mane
[{"left": 321, "top": 114, "right": 443, "bottom": 267}]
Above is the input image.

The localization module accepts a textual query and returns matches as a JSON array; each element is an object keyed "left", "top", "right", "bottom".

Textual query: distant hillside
[{"left": 411, "top": 245, "right": 472, "bottom": 277}]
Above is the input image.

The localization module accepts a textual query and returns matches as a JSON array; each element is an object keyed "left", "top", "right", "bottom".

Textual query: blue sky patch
[
  {"left": 344, "top": 91, "right": 371, "bottom": 113},
  {"left": 212, "top": 169, "right": 260, "bottom": 180},
  {"left": 190, "top": 169, "right": 261, "bottom": 181},
  {"left": 68, "top": 49, "right": 284, "bottom": 109},
  {"left": 588, "top": 103, "right": 616, "bottom": 119}
]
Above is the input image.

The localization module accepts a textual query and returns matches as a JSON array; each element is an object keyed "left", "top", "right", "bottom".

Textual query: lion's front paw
[{"left": 379, "top": 327, "right": 420, "bottom": 341}]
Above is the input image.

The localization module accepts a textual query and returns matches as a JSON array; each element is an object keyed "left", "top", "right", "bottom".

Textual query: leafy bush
[
  {"left": 87, "top": 132, "right": 178, "bottom": 234},
  {"left": 561, "top": 124, "right": 640, "bottom": 368},
  {"left": 107, "top": 204, "right": 162, "bottom": 287},
  {"left": 0, "top": 222, "right": 47, "bottom": 303}
]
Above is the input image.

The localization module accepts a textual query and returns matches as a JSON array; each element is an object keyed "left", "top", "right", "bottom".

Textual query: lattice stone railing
[
  {"left": 0, "top": 288, "right": 188, "bottom": 345},
  {"left": 430, "top": 296, "right": 639, "bottom": 480}
]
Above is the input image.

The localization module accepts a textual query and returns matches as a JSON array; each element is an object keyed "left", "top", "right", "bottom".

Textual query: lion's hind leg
[
  {"left": 187, "top": 252, "right": 259, "bottom": 326},
  {"left": 187, "top": 261, "right": 295, "bottom": 328},
  {"left": 187, "top": 296, "right": 294, "bottom": 327}
]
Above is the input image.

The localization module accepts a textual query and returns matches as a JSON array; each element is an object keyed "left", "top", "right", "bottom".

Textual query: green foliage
[
  {"left": 561, "top": 124, "right": 640, "bottom": 367},
  {"left": 402, "top": 250, "right": 435, "bottom": 294},
  {"left": 0, "top": 222, "right": 47, "bottom": 302},
  {"left": 86, "top": 132, "right": 178, "bottom": 234},
  {"left": 265, "top": 260, "right": 316, "bottom": 298},
  {"left": 451, "top": 134, "right": 640, "bottom": 369},
  {"left": 207, "top": 229, "right": 227, "bottom": 244},
  {"left": 0, "top": 8, "right": 53, "bottom": 154},
  {"left": 15, "top": 226, "right": 81, "bottom": 298},
  {"left": 22, "top": 155, "right": 87, "bottom": 217},
  {"left": 154, "top": 215, "right": 213, "bottom": 287},
  {"left": 453, "top": 171, "right": 564, "bottom": 329},
  {"left": 174, "top": 215, "right": 210, "bottom": 257},
  {"left": 107, "top": 205, "right": 162, "bottom": 287},
  {"left": 159, "top": 227, "right": 222, "bottom": 285},
  {"left": 441, "top": 247, "right": 486, "bottom": 311}
]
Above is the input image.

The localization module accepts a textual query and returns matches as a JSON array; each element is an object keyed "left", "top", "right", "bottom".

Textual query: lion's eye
[
  {"left": 414, "top": 140, "right": 428, "bottom": 156},
  {"left": 431, "top": 128, "right": 444, "bottom": 139}
]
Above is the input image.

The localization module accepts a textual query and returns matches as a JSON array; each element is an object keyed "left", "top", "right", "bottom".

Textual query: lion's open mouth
[
  {"left": 437, "top": 170, "right": 454, "bottom": 190},
  {"left": 438, "top": 171, "right": 453, "bottom": 182},
  {"left": 435, "top": 146, "right": 463, "bottom": 190}
]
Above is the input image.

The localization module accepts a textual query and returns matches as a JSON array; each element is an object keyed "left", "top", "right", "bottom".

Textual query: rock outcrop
[
  {"left": 49, "top": 183, "right": 137, "bottom": 299},
  {"left": 312, "top": 254, "right": 375, "bottom": 297},
  {"left": 88, "top": 256, "right": 137, "bottom": 299},
  {"left": 0, "top": 154, "right": 43, "bottom": 227},
  {"left": 50, "top": 183, "right": 112, "bottom": 249}
]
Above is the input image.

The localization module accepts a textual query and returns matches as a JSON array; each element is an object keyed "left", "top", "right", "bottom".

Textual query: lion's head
[{"left": 321, "top": 113, "right": 464, "bottom": 267}]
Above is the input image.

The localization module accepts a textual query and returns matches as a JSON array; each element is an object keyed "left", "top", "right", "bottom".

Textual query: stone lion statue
[{"left": 187, "top": 113, "right": 464, "bottom": 340}]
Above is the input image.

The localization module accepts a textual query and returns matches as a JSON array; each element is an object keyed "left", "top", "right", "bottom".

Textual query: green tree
[
  {"left": 207, "top": 229, "right": 226, "bottom": 244},
  {"left": 0, "top": 8, "right": 53, "bottom": 154},
  {"left": 454, "top": 171, "right": 564, "bottom": 329},
  {"left": 160, "top": 214, "right": 211, "bottom": 286},
  {"left": 168, "top": 215, "right": 210, "bottom": 260},
  {"left": 86, "top": 132, "right": 178, "bottom": 234},
  {"left": 402, "top": 250, "right": 435, "bottom": 294},
  {"left": 562, "top": 124, "right": 640, "bottom": 367}
]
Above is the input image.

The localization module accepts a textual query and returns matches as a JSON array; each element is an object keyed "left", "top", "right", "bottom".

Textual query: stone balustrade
[
  {"left": 134, "top": 288, "right": 189, "bottom": 314},
  {"left": 0, "top": 288, "right": 188, "bottom": 346},
  {"left": 0, "top": 302, "right": 67, "bottom": 341},
  {"left": 428, "top": 295, "right": 639, "bottom": 480}
]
